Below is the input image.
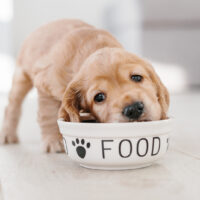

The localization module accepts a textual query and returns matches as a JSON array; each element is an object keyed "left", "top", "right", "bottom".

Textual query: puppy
[{"left": 0, "top": 19, "right": 169, "bottom": 153}]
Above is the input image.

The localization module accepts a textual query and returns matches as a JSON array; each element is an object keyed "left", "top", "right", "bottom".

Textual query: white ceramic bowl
[{"left": 57, "top": 118, "right": 172, "bottom": 170}]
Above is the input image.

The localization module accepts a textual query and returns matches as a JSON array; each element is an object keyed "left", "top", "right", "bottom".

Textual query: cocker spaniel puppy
[{"left": 0, "top": 19, "right": 169, "bottom": 152}]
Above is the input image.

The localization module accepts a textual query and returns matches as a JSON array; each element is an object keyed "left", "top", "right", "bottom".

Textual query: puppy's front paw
[
  {"left": 0, "top": 132, "right": 19, "bottom": 144},
  {"left": 43, "top": 136, "right": 65, "bottom": 153}
]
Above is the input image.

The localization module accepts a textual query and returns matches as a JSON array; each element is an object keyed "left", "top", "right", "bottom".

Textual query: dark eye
[
  {"left": 94, "top": 93, "right": 106, "bottom": 103},
  {"left": 131, "top": 75, "right": 143, "bottom": 82}
]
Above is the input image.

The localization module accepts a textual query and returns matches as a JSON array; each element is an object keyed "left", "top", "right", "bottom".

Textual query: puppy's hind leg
[
  {"left": 37, "top": 91, "right": 64, "bottom": 153},
  {"left": 0, "top": 68, "right": 33, "bottom": 144}
]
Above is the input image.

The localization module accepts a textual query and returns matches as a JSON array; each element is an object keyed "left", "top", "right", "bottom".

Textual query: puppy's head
[{"left": 60, "top": 48, "right": 169, "bottom": 122}]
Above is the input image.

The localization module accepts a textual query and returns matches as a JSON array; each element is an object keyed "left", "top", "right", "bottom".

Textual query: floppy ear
[
  {"left": 58, "top": 80, "right": 82, "bottom": 122},
  {"left": 148, "top": 65, "right": 170, "bottom": 119}
]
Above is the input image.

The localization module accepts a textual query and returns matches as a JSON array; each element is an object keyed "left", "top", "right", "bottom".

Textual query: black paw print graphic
[{"left": 72, "top": 138, "right": 91, "bottom": 159}]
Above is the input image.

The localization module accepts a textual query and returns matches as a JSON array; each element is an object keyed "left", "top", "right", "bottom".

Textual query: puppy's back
[{"left": 17, "top": 19, "right": 93, "bottom": 68}]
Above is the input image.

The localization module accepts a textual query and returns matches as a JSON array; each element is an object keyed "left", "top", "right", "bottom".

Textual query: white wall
[
  {"left": 12, "top": 0, "right": 114, "bottom": 56},
  {"left": 142, "top": 0, "right": 200, "bottom": 87}
]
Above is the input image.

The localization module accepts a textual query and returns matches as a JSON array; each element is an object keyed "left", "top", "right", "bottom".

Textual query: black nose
[{"left": 122, "top": 102, "right": 144, "bottom": 119}]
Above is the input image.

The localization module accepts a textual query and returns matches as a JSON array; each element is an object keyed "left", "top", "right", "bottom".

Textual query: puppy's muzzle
[{"left": 122, "top": 101, "right": 144, "bottom": 120}]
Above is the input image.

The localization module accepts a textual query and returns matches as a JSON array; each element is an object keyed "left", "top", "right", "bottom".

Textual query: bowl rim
[
  {"left": 57, "top": 118, "right": 173, "bottom": 138},
  {"left": 57, "top": 117, "right": 172, "bottom": 126}
]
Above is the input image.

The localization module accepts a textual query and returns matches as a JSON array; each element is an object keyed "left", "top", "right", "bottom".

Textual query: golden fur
[{"left": 0, "top": 19, "right": 169, "bottom": 152}]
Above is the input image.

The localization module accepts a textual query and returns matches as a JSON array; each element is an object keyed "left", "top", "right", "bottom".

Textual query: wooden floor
[{"left": 0, "top": 91, "right": 200, "bottom": 200}]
